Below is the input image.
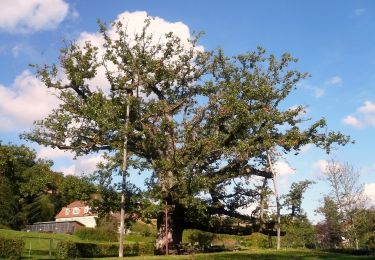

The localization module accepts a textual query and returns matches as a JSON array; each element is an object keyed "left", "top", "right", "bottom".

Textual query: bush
[
  {"left": 56, "top": 241, "right": 78, "bottom": 259},
  {"left": 243, "top": 233, "right": 271, "bottom": 248},
  {"left": 0, "top": 237, "right": 24, "bottom": 259},
  {"left": 56, "top": 241, "right": 154, "bottom": 258},
  {"left": 74, "top": 227, "right": 118, "bottom": 242},
  {"left": 130, "top": 222, "right": 156, "bottom": 237}
]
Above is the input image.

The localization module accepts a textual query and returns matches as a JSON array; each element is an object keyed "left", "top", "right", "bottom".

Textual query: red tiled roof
[{"left": 55, "top": 200, "right": 97, "bottom": 219}]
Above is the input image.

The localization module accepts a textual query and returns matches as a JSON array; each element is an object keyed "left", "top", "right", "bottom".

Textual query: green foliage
[
  {"left": 23, "top": 16, "right": 350, "bottom": 247},
  {"left": 130, "top": 222, "right": 156, "bottom": 237},
  {"left": 182, "top": 230, "right": 273, "bottom": 250},
  {"left": 186, "top": 230, "right": 215, "bottom": 250},
  {"left": 56, "top": 241, "right": 78, "bottom": 259},
  {"left": 56, "top": 241, "right": 153, "bottom": 258},
  {"left": 0, "top": 142, "right": 97, "bottom": 229},
  {"left": 0, "top": 237, "right": 24, "bottom": 259},
  {"left": 74, "top": 227, "right": 118, "bottom": 242},
  {"left": 282, "top": 216, "right": 316, "bottom": 248},
  {"left": 316, "top": 196, "right": 342, "bottom": 248},
  {"left": 242, "top": 233, "right": 272, "bottom": 248},
  {"left": 283, "top": 180, "right": 314, "bottom": 217}
]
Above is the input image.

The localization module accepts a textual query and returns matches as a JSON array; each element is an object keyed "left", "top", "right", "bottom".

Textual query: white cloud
[
  {"left": 300, "top": 144, "right": 313, "bottom": 154},
  {"left": 56, "top": 154, "right": 106, "bottom": 176},
  {"left": 313, "top": 87, "right": 325, "bottom": 98},
  {"left": 313, "top": 159, "right": 328, "bottom": 176},
  {"left": 274, "top": 160, "right": 295, "bottom": 176},
  {"left": 38, "top": 146, "right": 75, "bottom": 159},
  {"left": 325, "top": 76, "right": 342, "bottom": 86},
  {"left": 273, "top": 160, "right": 296, "bottom": 189},
  {"left": 354, "top": 9, "right": 366, "bottom": 16},
  {"left": 301, "top": 83, "right": 325, "bottom": 98},
  {"left": 358, "top": 101, "right": 375, "bottom": 114},
  {"left": 75, "top": 11, "right": 202, "bottom": 94},
  {"left": 0, "top": 70, "right": 60, "bottom": 132},
  {"left": 343, "top": 115, "right": 363, "bottom": 128},
  {"left": 343, "top": 101, "right": 375, "bottom": 128},
  {"left": 0, "top": 0, "right": 69, "bottom": 33},
  {"left": 364, "top": 183, "right": 375, "bottom": 206}
]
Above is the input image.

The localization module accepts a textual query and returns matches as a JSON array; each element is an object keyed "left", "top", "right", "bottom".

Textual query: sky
[{"left": 0, "top": 0, "right": 374, "bottom": 222}]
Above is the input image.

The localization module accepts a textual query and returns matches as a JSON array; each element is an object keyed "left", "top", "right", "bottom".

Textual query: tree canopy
[
  {"left": 0, "top": 142, "right": 96, "bottom": 229},
  {"left": 23, "top": 18, "right": 350, "bottom": 251}
]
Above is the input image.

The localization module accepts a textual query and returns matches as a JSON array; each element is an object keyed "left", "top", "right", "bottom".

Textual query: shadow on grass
[
  {"left": 190, "top": 250, "right": 375, "bottom": 260},
  {"left": 86, "top": 249, "right": 375, "bottom": 260}
]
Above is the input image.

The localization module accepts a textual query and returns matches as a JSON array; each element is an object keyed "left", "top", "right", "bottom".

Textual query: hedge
[
  {"left": 0, "top": 237, "right": 24, "bottom": 259},
  {"left": 74, "top": 227, "right": 118, "bottom": 242},
  {"left": 56, "top": 241, "right": 154, "bottom": 259}
]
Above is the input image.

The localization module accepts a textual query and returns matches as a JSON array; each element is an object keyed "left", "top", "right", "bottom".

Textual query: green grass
[
  {"left": 89, "top": 248, "right": 375, "bottom": 260},
  {"left": 1, "top": 229, "right": 373, "bottom": 259},
  {"left": 0, "top": 228, "right": 154, "bottom": 259}
]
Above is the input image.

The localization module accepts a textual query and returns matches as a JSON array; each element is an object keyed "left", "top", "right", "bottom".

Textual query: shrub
[
  {"left": 56, "top": 241, "right": 78, "bottom": 259},
  {"left": 74, "top": 227, "right": 118, "bottom": 242},
  {"left": 56, "top": 241, "right": 153, "bottom": 258},
  {"left": 0, "top": 237, "right": 24, "bottom": 259},
  {"left": 130, "top": 222, "right": 156, "bottom": 237},
  {"left": 242, "top": 233, "right": 272, "bottom": 248}
]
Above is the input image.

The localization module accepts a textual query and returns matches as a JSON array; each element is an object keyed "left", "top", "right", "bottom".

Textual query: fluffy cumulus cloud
[
  {"left": 364, "top": 183, "right": 375, "bottom": 206},
  {"left": 343, "top": 101, "right": 375, "bottom": 128},
  {"left": 38, "top": 146, "right": 75, "bottom": 159},
  {"left": 37, "top": 146, "right": 106, "bottom": 176},
  {"left": 0, "top": 70, "right": 59, "bottom": 132},
  {"left": 273, "top": 160, "right": 296, "bottom": 189},
  {"left": 56, "top": 154, "right": 105, "bottom": 176},
  {"left": 76, "top": 11, "right": 201, "bottom": 93},
  {"left": 0, "top": 0, "right": 69, "bottom": 33}
]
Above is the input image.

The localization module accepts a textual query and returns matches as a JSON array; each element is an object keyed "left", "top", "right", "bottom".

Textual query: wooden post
[
  {"left": 165, "top": 202, "right": 168, "bottom": 255},
  {"left": 49, "top": 239, "right": 52, "bottom": 256}
]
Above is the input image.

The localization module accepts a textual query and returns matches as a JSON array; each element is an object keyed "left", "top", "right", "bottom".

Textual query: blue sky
[{"left": 0, "top": 0, "right": 374, "bottom": 222}]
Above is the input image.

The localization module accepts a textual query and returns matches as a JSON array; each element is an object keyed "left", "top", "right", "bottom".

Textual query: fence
[{"left": 23, "top": 236, "right": 61, "bottom": 258}]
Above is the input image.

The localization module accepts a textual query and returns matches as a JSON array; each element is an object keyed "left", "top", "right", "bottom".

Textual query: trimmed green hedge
[
  {"left": 56, "top": 241, "right": 154, "bottom": 258},
  {"left": 0, "top": 237, "right": 24, "bottom": 259},
  {"left": 74, "top": 227, "right": 118, "bottom": 242}
]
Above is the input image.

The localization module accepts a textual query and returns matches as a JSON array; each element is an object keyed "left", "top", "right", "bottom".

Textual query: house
[{"left": 55, "top": 200, "right": 97, "bottom": 228}]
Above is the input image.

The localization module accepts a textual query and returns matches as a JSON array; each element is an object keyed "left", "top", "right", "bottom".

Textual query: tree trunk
[{"left": 154, "top": 203, "right": 185, "bottom": 255}]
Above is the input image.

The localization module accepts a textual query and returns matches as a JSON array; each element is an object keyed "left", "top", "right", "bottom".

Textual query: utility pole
[
  {"left": 267, "top": 150, "right": 281, "bottom": 250},
  {"left": 165, "top": 201, "right": 169, "bottom": 255},
  {"left": 119, "top": 93, "right": 131, "bottom": 258}
]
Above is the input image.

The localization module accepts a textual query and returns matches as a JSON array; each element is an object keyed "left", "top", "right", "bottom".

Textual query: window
[
  {"left": 65, "top": 208, "right": 70, "bottom": 215},
  {"left": 84, "top": 206, "right": 89, "bottom": 214},
  {"left": 73, "top": 207, "right": 80, "bottom": 215}
]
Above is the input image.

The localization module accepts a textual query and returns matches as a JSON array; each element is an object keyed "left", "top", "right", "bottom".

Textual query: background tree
[
  {"left": 283, "top": 180, "right": 314, "bottom": 218},
  {"left": 282, "top": 180, "right": 316, "bottom": 248},
  {"left": 322, "top": 159, "right": 366, "bottom": 249},
  {"left": 0, "top": 142, "right": 96, "bottom": 229},
  {"left": 316, "top": 196, "right": 342, "bottom": 248},
  {"left": 23, "top": 17, "right": 350, "bottom": 253}
]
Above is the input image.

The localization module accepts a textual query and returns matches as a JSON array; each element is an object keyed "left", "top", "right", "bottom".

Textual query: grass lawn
[
  {"left": 89, "top": 249, "right": 375, "bottom": 260},
  {"left": 1, "top": 230, "right": 374, "bottom": 259},
  {"left": 0, "top": 228, "right": 153, "bottom": 258}
]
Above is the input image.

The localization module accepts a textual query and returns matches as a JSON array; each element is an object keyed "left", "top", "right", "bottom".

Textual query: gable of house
[{"left": 55, "top": 200, "right": 97, "bottom": 228}]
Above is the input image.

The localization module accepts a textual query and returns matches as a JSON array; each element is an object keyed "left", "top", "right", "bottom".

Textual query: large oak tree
[{"left": 24, "top": 18, "right": 350, "bottom": 254}]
